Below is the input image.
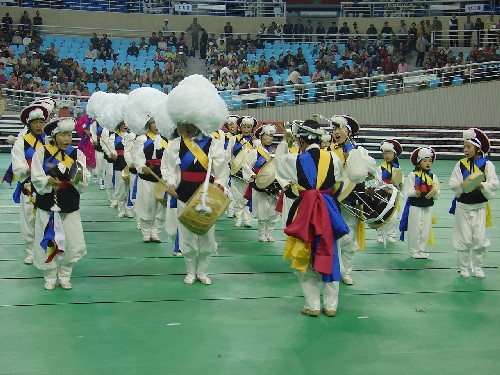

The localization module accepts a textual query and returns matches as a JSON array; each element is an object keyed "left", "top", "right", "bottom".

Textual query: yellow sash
[
  {"left": 329, "top": 144, "right": 345, "bottom": 166},
  {"left": 146, "top": 131, "right": 168, "bottom": 149},
  {"left": 24, "top": 133, "right": 44, "bottom": 149},
  {"left": 182, "top": 135, "right": 209, "bottom": 170},
  {"left": 256, "top": 147, "right": 270, "bottom": 161},
  {"left": 45, "top": 143, "right": 75, "bottom": 169}
]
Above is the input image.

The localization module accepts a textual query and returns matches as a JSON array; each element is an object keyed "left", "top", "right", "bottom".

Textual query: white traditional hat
[
  {"left": 124, "top": 87, "right": 167, "bottom": 135},
  {"left": 463, "top": 128, "right": 490, "bottom": 154},
  {"left": 99, "top": 93, "right": 129, "bottom": 131},
  {"left": 167, "top": 74, "right": 228, "bottom": 135},
  {"left": 43, "top": 117, "right": 76, "bottom": 136}
]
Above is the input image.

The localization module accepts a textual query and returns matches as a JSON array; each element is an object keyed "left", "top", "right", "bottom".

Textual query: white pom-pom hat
[
  {"left": 43, "top": 117, "right": 76, "bottom": 136},
  {"left": 255, "top": 124, "right": 277, "bottom": 138},
  {"left": 237, "top": 116, "right": 257, "bottom": 128},
  {"left": 86, "top": 92, "right": 110, "bottom": 120},
  {"left": 410, "top": 147, "right": 436, "bottom": 166},
  {"left": 463, "top": 128, "right": 490, "bottom": 154},
  {"left": 167, "top": 74, "right": 229, "bottom": 135},
  {"left": 99, "top": 93, "right": 129, "bottom": 131},
  {"left": 380, "top": 139, "right": 402, "bottom": 156},
  {"left": 124, "top": 87, "right": 167, "bottom": 135},
  {"left": 225, "top": 115, "right": 241, "bottom": 127},
  {"left": 330, "top": 114, "right": 360, "bottom": 135}
]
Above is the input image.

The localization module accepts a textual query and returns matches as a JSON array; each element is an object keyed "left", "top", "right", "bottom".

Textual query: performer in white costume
[
  {"left": 162, "top": 75, "right": 229, "bottom": 285},
  {"left": 31, "top": 117, "right": 90, "bottom": 290},
  {"left": 449, "top": 128, "right": 498, "bottom": 278},
  {"left": 11, "top": 103, "right": 49, "bottom": 264}
]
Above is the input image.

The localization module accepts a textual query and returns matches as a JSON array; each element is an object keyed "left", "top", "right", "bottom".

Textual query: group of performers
[{"left": 6, "top": 74, "right": 498, "bottom": 318}]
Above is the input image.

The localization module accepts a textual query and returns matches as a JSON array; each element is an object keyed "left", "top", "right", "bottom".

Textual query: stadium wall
[
  {"left": 2, "top": 6, "right": 282, "bottom": 37},
  {"left": 233, "top": 81, "right": 500, "bottom": 128}
]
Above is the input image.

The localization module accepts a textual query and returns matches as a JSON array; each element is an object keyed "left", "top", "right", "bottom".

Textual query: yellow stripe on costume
[
  {"left": 146, "top": 131, "right": 168, "bottom": 149},
  {"left": 256, "top": 147, "right": 270, "bottom": 161},
  {"left": 182, "top": 135, "right": 209, "bottom": 170},
  {"left": 45, "top": 143, "right": 75, "bottom": 169},
  {"left": 24, "top": 133, "right": 44, "bottom": 149},
  {"left": 486, "top": 203, "right": 492, "bottom": 227},
  {"left": 329, "top": 144, "right": 345, "bottom": 166},
  {"left": 316, "top": 150, "right": 330, "bottom": 189},
  {"left": 283, "top": 237, "right": 311, "bottom": 273}
]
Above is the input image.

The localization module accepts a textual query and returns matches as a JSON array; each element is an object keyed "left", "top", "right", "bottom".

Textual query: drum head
[
  {"left": 391, "top": 168, "right": 403, "bottom": 186},
  {"left": 463, "top": 171, "right": 485, "bottom": 193},
  {"left": 255, "top": 157, "right": 276, "bottom": 189},
  {"left": 154, "top": 182, "right": 169, "bottom": 204},
  {"left": 337, "top": 178, "right": 356, "bottom": 202},
  {"left": 230, "top": 147, "right": 249, "bottom": 175}
]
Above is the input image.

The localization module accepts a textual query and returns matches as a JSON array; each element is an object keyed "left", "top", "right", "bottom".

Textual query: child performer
[
  {"left": 449, "top": 128, "right": 498, "bottom": 278},
  {"left": 242, "top": 124, "right": 280, "bottom": 242},
  {"left": 31, "top": 117, "right": 90, "bottom": 290},
  {"left": 227, "top": 116, "right": 256, "bottom": 227},
  {"left": 400, "top": 147, "right": 440, "bottom": 259},
  {"left": 11, "top": 104, "right": 49, "bottom": 264},
  {"left": 375, "top": 139, "right": 404, "bottom": 244},
  {"left": 162, "top": 74, "right": 229, "bottom": 285},
  {"left": 276, "top": 119, "right": 348, "bottom": 317}
]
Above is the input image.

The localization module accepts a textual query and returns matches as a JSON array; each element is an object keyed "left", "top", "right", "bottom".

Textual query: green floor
[{"left": 0, "top": 153, "right": 499, "bottom": 375}]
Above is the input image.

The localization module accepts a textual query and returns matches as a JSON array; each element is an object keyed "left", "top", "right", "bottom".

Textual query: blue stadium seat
[
  {"left": 377, "top": 82, "right": 387, "bottom": 96},
  {"left": 452, "top": 76, "right": 464, "bottom": 85},
  {"left": 429, "top": 77, "right": 440, "bottom": 88}
]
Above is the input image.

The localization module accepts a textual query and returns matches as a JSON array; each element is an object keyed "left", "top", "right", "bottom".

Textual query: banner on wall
[
  {"left": 174, "top": 3, "right": 193, "bottom": 12},
  {"left": 465, "top": 4, "right": 485, "bottom": 13},
  {"left": 142, "top": 0, "right": 165, "bottom": 14}
]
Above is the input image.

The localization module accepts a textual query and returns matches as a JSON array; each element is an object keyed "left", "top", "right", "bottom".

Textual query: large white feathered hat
[
  {"left": 124, "top": 87, "right": 167, "bottom": 135},
  {"left": 99, "top": 93, "right": 129, "bottom": 131},
  {"left": 86, "top": 92, "right": 109, "bottom": 120},
  {"left": 166, "top": 74, "right": 229, "bottom": 135},
  {"left": 151, "top": 94, "right": 176, "bottom": 137}
]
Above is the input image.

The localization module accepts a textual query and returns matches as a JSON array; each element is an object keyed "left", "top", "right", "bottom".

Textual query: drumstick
[{"left": 148, "top": 170, "right": 169, "bottom": 188}]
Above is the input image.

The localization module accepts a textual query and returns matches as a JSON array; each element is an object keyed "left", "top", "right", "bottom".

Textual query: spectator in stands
[
  {"left": 20, "top": 11, "right": 31, "bottom": 28},
  {"left": 100, "top": 34, "right": 112, "bottom": 52},
  {"left": 294, "top": 19, "right": 304, "bottom": 42},
  {"left": 162, "top": 19, "right": 169, "bottom": 33},
  {"left": 100, "top": 67, "right": 110, "bottom": 82},
  {"left": 90, "top": 33, "right": 100, "bottom": 50},
  {"left": 186, "top": 17, "right": 202, "bottom": 54},
  {"left": 153, "top": 47, "right": 164, "bottom": 63},
  {"left": 475, "top": 18, "right": 485, "bottom": 47},
  {"left": 48, "top": 76, "right": 58, "bottom": 93},
  {"left": 415, "top": 34, "right": 428, "bottom": 67},
  {"left": 432, "top": 17, "right": 443, "bottom": 47},
  {"left": 149, "top": 32, "right": 159, "bottom": 47},
  {"left": 316, "top": 21, "right": 326, "bottom": 43},
  {"left": 463, "top": 15, "right": 474, "bottom": 48},
  {"left": 139, "top": 37, "right": 149, "bottom": 52},
  {"left": 293, "top": 76, "right": 307, "bottom": 103},
  {"left": 85, "top": 44, "right": 97, "bottom": 61},
  {"left": 263, "top": 76, "right": 278, "bottom": 106},
  {"left": 33, "top": 11, "right": 42, "bottom": 32},
  {"left": 157, "top": 36, "right": 167, "bottom": 51},
  {"left": 166, "top": 32, "right": 177, "bottom": 48},
  {"left": 2, "top": 13, "right": 13, "bottom": 31},
  {"left": 0, "top": 61, "right": 5, "bottom": 84},
  {"left": 200, "top": 28, "right": 208, "bottom": 59},
  {"left": 58, "top": 77, "right": 71, "bottom": 94},
  {"left": 449, "top": 14, "right": 459, "bottom": 47},
  {"left": 304, "top": 20, "right": 313, "bottom": 43},
  {"left": 127, "top": 41, "right": 139, "bottom": 58},
  {"left": 10, "top": 30, "right": 23, "bottom": 46},
  {"left": 397, "top": 58, "right": 409, "bottom": 74},
  {"left": 327, "top": 21, "right": 339, "bottom": 41},
  {"left": 224, "top": 22, "right": 233, "bottom": 38}
]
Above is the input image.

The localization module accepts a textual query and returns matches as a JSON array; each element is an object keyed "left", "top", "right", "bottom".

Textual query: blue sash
[{"left": 180, "top": 136, "right": 211, "bottom": 171}]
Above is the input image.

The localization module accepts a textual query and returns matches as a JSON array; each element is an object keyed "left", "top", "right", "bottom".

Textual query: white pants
[
  {"left": 33, "top": 209, "right": 87, "bottom": 271},
  {"left": 339, "top": 207, "right": 359, "bottom": 277},
  {"left": 377, "top": 205, "right": 399, "bottom": 239},
  {"left": 407, "top": 205, "right": 433, "bottom": 256},
  {"left": 19, "top": 193, "right": 35, "bottom": 257},
  {"left": 230, "top": 177, "right": 251, "bottom": 224},
  {"left": 453, "top": 202, "right": 489, "bottom": 269},
  {"left": 281, "top": 195, "right": 296, "bottom": 228},
  {"left": 44, "top": 264, "right": 73, "bottom": 284},
  {"left": 177, "top": 200, "right": 216, "bottom": 277},
  {"left": 296, "top": 266, "right": 339, "bottom": 311},
  {"left": 104, "top": 160, "right": 115, "bottom": 203},
  {"left": 95, "top": 151, "right": 105, "bottom": 181},
  {"left": 135, "top": 178, "right": 166, "bottom": 237},
  {"left": 114, "top": 170, "right": 130, "bottom": 215}
]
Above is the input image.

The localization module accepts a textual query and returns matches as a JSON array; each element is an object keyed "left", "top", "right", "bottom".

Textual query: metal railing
[
  {"left": 341, "top": 0, "right": 499, "bottom": 18},
  {"left": 8, "top": 0, "right": 286, "bottom": 17},
  {"left": 2, "top": 61, "right": 499, "bottom": 113}
]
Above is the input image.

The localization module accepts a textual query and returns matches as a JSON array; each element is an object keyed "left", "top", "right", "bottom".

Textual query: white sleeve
[
  {"left": 11, "top": 137, "right": 29, "bottom": 182},
  {"left": 100, "top": 129, "right": 114, "bottom": 157},
  {"left": 133, "top": 135, "right": 147, "bottom": 172},
  {"left": 161, "top": 137, "right": 181, "bottom": 187},
  {"left": 209, "top": 136, "right": 230, "bottom": 187},
  {"left": 331, "top": 150, "right": 344, "bottom": 183},
  {"left": 226, "top": 135, "right": 236, "bottom": 161},
  {"left": 89, "top": 120, "right": 98, "bottom": 143},
  {"left": 481, "top": 161, "right": 499, "bottom": 200},
  {"left": 404, "top": 172, "right": 419, "bottom": 198},
  {"left": 275, "top": 140, "right": 299, "bottom": 183},
  {"left": 124, "top": 134, "right": 136, "bottom": 167},
  {"left": 375, "top": 165, "right": 383, "bottom": 187},
  {"left": 242, "top": 149, "right": 257, "bottom": 182},
  {"left": 74, "top": 149, "right": 91, "bottom": 194},
  {"left": 432, "top": 173, "right": 440, "bottom": 200},
  {"left": 449, "top": 161, "right": 464, "bottom": 197},
  {"left": 31, "top": 147, "right": 52, "bottom": 195}
]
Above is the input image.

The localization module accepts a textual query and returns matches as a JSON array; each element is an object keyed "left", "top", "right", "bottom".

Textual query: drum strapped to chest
[
  {"left": 178, "top": 158, "right": 229, "bottom": 235},
  {"left": 68, "top": 160, "right": 85, "bottom": 185},
  {"left": 230, "top": 144, "right": 249, "bottom": 176},
  {"left": 391, "top": 168, "right": 403, "bottom": 186},
  {"left": 122, "top": 165, "right": 130, "bottom": 184},
  {"left": 255, "top": 156, "right": 280, "bottom": 198},
  {"left": 340, "top": 182, "right": 399, "bottom": 229},
  {"left": 462, "top": 171, "right": 485, "bottom": 193},
  {"left": 337, "top": 177, "right": 357, "bottom": 202}
]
